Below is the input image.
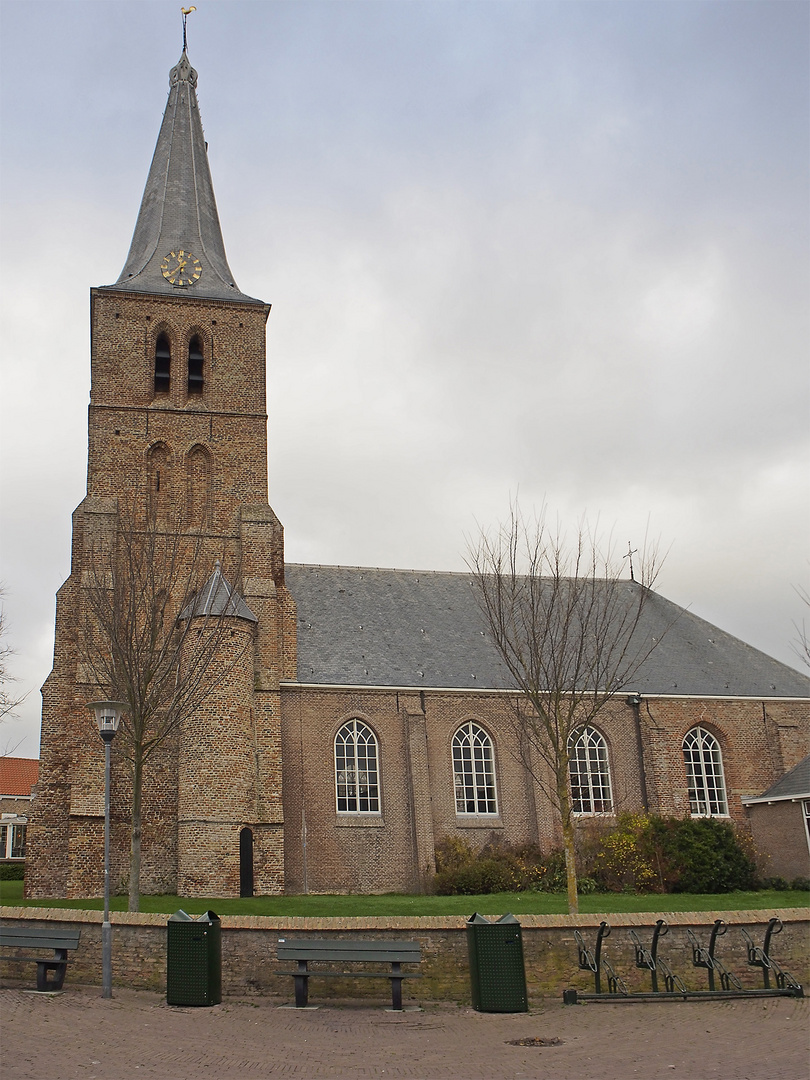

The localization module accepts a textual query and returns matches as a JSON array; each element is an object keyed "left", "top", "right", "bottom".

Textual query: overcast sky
[{"left": 1, "top": 0, "right": 808, "bottom": 758}]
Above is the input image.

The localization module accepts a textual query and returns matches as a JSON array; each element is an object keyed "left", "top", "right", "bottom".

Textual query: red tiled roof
[{"left": 0, "top": 757, "right": 39, "bottom": 797}]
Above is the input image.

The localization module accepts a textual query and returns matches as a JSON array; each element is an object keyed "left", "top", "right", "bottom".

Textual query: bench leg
[
  {"left": 293, "top": 973, "right": 309, "bottom": 1008},
  {"left": 36, "top": 960, "right": 67, "bottom": 992},
  {"left": 390, "top": 977, "right": 403, "bottom": 1011}
]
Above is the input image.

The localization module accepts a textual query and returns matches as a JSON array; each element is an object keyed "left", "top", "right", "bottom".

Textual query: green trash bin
[
  {"left": 467, "top": 913, "right": 528, "bottom": 1012},
  {"left": 167, "top": 910, "right": 222, "bottom": 1006}
]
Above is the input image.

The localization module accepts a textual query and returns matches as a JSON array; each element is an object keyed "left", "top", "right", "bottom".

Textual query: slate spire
[
  {"left": 180, "top": 561, "right": 258, "bottom": 623},
  {"left": 105, "top": 51, "right": 258, "bottom": 303}
]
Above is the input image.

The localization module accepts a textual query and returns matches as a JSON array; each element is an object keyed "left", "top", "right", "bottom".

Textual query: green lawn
[{"left": 2, "top": 878, "right": 807, "bottom": 916}]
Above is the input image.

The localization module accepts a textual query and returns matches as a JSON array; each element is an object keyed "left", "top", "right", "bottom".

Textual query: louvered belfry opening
[
  {"left": 154, "top": 333, "right": 171, "bottom": 393},
  {"left": 188, "top": 336, "right": 204, "bottom": 394}
]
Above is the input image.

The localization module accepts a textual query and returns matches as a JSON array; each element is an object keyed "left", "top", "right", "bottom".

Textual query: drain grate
[{"left": 507, "top": 1037, "right": 563, "bottom": 1047}]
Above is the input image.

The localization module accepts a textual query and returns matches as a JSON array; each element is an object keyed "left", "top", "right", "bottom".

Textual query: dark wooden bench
[
  {"left": 276, "top": 938, "right": 422, "bottom": 1010},
  {"left": 0, "top": 926, "right": 82, "bottom": 991}
]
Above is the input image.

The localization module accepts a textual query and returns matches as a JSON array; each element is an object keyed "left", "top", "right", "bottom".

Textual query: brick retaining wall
[{"left": 2, "top": 907, "right": 807, "bottom": 1003}]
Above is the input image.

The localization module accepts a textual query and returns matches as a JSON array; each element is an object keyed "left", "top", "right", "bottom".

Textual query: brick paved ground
[{"left": 1, "top": 985, "right": 807, "bottom": 1080}]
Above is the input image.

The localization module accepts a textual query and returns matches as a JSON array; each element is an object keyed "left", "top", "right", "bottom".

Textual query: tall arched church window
[
  {"left": 568, "top": 726, "right": 612, "bottom": 814},
  {"left": 188, "top": 336, "right": 204, "bottom": 394},
  {"left": 186, "top": 445, "right": 211, "bottom": 526},
  {"left": 335, "top": 719, "right": 380, "bottom": 814},
  {"left": 452, "top": 721, "right": 497, "bottom": 815},
  {"left": 683, "top": 726, "right": 728, "bottom": 816},
  {"left": 154, "top": 333, "right": 171, "bottom": 393}
]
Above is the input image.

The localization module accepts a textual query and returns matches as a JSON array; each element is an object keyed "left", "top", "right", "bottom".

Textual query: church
[{"left": 25, "top": 49, "right": 809, "bottom": 900}]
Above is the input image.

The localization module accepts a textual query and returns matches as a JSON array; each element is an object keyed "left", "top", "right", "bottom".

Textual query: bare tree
[
  {"left": 467, "top": 503, "right": 669, "bottom": 914},
  {"left": 791, "top": 583, "right": 810, "bottom": 670},
  {"left": 0, "top": 589, "right": 27, "bottom": 749},
  {"left": 82, "top": 507, "right": 251, "bottom": 911}
]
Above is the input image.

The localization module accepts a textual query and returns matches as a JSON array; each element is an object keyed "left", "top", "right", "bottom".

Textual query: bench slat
[
  {"left": 277, "top": 951, "right": 420, "bottom": 963},
  {"left": 277, "top": 941, "right": 420, "bottom": 963},
  {"left": 277, "top": 970, "right": 422, "bottom": 979},
  {"left": 277, "top": 939, "right": 418, "bottom": 950},
  {"left": 1, "top": 931, "right": 81, "bottom": 951}
]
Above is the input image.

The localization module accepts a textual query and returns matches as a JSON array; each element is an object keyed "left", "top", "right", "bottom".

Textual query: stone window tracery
[
  {"left": 335, "top": 719, "right": 380, "bottom": 814},
  {"left": 683, "top": 726, "right": 728, "bottom": 816},
  {"left": 568, "top": 726, "right": 613, "bottom": 814},
  {"left": 453, "top": 721, "right": 498, "bottom": 815}
]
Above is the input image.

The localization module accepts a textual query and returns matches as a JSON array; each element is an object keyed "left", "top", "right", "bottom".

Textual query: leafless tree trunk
[
  {"left": 0, "top": 590, "right": 26, "bottom": 721},
  {"left": 792, "top": 583, "right": 810, "bottom": 670},
  {"left": 82, "top": 505, "right": 250, "bottom": 911},
  {"left": 467, "top": 502, "right": 670, "bottom": 913}
]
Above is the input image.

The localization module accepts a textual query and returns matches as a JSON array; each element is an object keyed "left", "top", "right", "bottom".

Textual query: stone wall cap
[{"left": 4, "top": 907, "right": 807, "bottom": 930}]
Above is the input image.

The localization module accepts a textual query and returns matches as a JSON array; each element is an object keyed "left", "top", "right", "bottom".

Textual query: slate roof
[
  {"left": 102, "top": 52, "right": 262, "bottom": 305},
  {"left": 180, "top": 562, "right": 257, "bottom": 622},
  {"left": 0, "top": 757, "right": 39, "bottom": 797},
  {"left": 743, "top": 755, "right": 810, "bottom": 803},
  {"left": 284, "top": 564, "right": 810, "bottom": 699}
]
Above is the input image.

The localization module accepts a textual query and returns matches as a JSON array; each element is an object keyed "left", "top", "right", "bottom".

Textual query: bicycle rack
[
  {"left": 572, "top": 921, "right": 627, "bottom": 997},
  {"left": 687, "top": 919, "right": 743, "bottom": 991},
  {"left": 741, "top": 917, "right": 803, "bottom": 994},
  {"left": 629, "top": 919, "right": 687, "bottom": 995},
  {"left": 563, "top": 918, "right": 804, "bottom": 1004}
]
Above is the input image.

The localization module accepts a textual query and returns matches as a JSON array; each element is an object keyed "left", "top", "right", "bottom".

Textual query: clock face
[{"left": 161, "top": 250, "right": 202, "bottom": 287}]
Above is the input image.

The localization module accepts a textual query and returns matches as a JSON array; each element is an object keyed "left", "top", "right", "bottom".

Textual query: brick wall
[
  {"left": 281, "top": 685, "right": 809, "bottom": 895},
  {"left": 746, "top": 802, "right": 810, "bottom": 882},
  {"left": 2, "top": 908, "right": 807, "bottom": 1001}
]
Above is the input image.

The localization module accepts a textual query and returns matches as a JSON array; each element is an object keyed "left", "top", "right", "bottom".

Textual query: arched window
[
  {"left": 683, "top": 726, "right": 728, "bottom": 816},
  {"left": 452, "top": 721, "right": 497, "bottom": 815},
  {"left": 154, "top": 332, "right": 171, "bottom": 393},
  {"left": 188, "top": 335, "right": 204, "bottom": 394},
  {"left": 568, "top": 726, "right": 612, "bottom": 814},
  {"left": 147, "top": 442, "right": 170, "bottom": 498},
  {"left": 335, "top": 719, "right": 380, "bottom": 813},
  {"left": 186, "top": 445, "right": 211, "bottom": 526}
]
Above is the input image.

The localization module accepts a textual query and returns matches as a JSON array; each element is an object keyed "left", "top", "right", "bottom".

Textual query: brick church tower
[{"left": 25, "top": 49, "right": 294, "bottom": 899}]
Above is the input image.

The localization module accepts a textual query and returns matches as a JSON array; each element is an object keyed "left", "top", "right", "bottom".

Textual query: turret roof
[
  {"left": 102, "top": 51, "right": 261, "bottom": 304},
  {"left": 180, "top": 562, "right": 257, "bottom": 622}
]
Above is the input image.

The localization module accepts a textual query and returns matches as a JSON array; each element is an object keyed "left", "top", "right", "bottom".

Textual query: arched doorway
[{"left": 239, "top": 827, "right": 254, "bottom": 898}]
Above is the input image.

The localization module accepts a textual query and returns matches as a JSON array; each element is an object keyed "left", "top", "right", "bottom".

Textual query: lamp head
[{"left": 87, "top": 700, "right": 127, "bottom": 743}]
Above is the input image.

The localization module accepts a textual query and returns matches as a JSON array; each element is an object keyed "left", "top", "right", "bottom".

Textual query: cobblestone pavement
[{"left": 1, "top": 986, "right": 807, "bottom": 1080}]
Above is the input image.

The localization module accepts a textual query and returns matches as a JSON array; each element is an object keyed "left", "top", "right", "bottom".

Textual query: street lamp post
[{"left": 87, "top": 700, "right": 127, "bottom": 999}]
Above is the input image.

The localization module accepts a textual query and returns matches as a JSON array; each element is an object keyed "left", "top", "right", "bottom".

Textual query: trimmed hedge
[
  {"left": 432, "top": 814, "right": 758, "bottom": 896},
  {"left": 0, "top": 862, "right": 25, "bottom": 880}
]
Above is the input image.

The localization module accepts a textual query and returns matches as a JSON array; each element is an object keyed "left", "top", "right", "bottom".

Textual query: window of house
[
  {"left": 453, "top": 721, "right": 498, "bottom": 815},
  {"left": 568, "top": 726, "right": 613, "bottom": 814},
  {"left": 335, "top": 719, "right": 380, "bottom": 814},
  {"left": 188, "top": 336, "right": 204, "bottom": 394},
  {"left": 683, "top": 726, "right": 728, "bottom": 816},
  {"left": 10, "top": 824, "right": 26, "bottom": 859},
  {"left": 154, "top": 333, "right": 171, "bottom": 393},
  {"left": 0, "top": 819, "right": 26, "bottom": 860}
]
